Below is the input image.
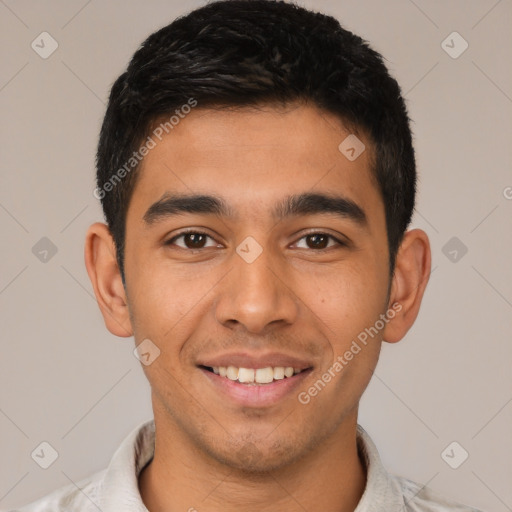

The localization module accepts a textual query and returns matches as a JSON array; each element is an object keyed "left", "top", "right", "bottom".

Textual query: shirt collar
[
  {"left": 96, "top": 419, "right": 404, "bottom": 511},
  {"left": 98, "top": 419, "right": 155, "bottom": 512},
  {"left": 354, "top": 424, "right": 405, "bottom": 511}
]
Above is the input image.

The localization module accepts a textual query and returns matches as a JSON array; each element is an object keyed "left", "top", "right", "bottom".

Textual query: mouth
[
  {"left": 197, "top": 363, "right": 314, "bottom": 407},
  {"left": 199, "top": 364, "right": 309, "bottom": 385}
]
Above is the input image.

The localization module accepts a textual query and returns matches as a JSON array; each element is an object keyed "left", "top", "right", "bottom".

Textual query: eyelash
[{"left": 164, "top": 229, "right": 347, "bottom": 251}]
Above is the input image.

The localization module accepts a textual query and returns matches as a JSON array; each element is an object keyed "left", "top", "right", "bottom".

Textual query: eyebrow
[{"left": 143, "top": 192, "right": 367, "bottom": 227}]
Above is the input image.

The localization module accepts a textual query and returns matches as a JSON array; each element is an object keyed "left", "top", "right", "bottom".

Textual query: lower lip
[{"left": 199, "top": 367, "right": 312, "bottom": 407}]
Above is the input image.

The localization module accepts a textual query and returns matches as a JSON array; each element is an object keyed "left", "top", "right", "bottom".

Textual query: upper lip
[{"left": 196, "top": 352, "right": 314, "bottom": 371}]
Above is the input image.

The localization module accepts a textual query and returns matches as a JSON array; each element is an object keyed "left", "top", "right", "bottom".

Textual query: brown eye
[
  {"left": 166, "top": 231, "right": 217, "bottom": 250},
  {"left": 306, "top": 234, "right": 329, "bottom": 249},
  {"left": 295, "top": 233, "right": 345, "bottom": 250},
  {"left": 182, "top": 233, "right": 207, "bottom": 249}
]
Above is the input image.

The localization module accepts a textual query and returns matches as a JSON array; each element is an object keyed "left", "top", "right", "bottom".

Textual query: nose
[{"left": 214, "top": 241, "right": 299, "bottom": 334}]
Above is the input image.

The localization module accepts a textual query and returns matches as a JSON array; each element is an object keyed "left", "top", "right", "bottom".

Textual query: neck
[{"left": 139, "top": 410, "right": 367, "bottom": 512}]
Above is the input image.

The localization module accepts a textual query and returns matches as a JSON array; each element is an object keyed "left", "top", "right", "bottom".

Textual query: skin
[{"left": 85, "top": 103, "right": 431, "bottom": 512}]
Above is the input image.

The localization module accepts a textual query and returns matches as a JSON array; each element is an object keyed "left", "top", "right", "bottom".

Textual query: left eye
[{"left": 294, "top": 233, "right": 344, "bottom": 250}]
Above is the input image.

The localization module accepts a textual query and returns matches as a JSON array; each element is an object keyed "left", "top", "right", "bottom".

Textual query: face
[{"left": 122, "top": 104, "right": 392, "bottom": 471}]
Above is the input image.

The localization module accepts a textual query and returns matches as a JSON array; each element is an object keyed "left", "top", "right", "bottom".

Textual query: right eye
[{"left": 164, "top": 230, "right": 220, "bottom": 250}]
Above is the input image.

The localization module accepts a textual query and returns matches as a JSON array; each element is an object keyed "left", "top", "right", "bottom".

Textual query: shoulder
[
  {"left": 13, "top": 469, "right": 106, "bottom": 512},
  {"left": 395, "top": 474, "right": 486, "bottom": 512}
]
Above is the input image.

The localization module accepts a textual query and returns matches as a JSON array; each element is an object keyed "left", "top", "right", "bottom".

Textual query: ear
[
  {"left": 381, "top": 228, "right": 431, "bottom": 344},
  {"left": 84, "top": 222, "right": 133, "bottom": 338}
]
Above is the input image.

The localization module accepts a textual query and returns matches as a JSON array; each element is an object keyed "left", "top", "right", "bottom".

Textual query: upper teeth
[{"left": 211, "top": 366, "right": 302, "bottom": 383}]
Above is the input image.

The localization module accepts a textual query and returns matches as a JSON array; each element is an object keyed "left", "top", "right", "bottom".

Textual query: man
[{"left": 18, "top": 0, "right": 484, "bottom": 510}]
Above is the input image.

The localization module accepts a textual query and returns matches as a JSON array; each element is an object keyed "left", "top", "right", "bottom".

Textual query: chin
[{"left": 204, "top": 434, "right": 306, "bottom": 474}]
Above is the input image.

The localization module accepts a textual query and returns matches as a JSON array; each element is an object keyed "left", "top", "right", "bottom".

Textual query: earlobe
[
  {"left": 84, "top": 222, "right": 133, "bottom": 338},
  {"left": 382, "top": 228, "right": 431, "bottom": 344}
]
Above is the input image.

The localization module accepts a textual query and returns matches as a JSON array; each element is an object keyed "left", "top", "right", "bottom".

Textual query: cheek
[
  {"left": 302, "top": 268, "right": 384, "bottom": 408},
  {"left": 125, "top": 253, "right": 218, "bottom": 346},
  {"left": 301, "top": 262, "right": 387, "bottom": 341}
]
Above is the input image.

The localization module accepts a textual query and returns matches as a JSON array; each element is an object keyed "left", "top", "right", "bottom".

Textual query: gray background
[{"left": 1, "top": 0, "right": 511, "bottom": 510}]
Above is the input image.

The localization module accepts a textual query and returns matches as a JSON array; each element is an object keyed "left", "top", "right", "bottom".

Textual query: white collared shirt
[{"left": 15, "top": 419, "right": 484, "bottom": 511}]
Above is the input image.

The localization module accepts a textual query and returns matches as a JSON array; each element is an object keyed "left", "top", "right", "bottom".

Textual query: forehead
[{"left": 127, "top": 104, "right": 383, "bottom": 229}]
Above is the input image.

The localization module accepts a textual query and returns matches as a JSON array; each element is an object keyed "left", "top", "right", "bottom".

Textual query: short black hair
[{"left": 95, "top": 0, "right": 416, "bottom": 283}]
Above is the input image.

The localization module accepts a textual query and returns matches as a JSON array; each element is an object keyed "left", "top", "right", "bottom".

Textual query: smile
[
  {"left": 199, "top": 364, "right": 313, "bottom": 407},
  {"left": 203, "top": 365, "right": 305, "bottom": 384}
]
